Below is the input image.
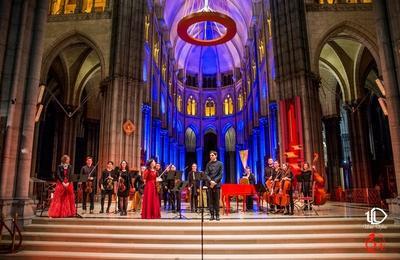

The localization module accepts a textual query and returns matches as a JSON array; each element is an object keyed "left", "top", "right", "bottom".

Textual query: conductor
[{"left": 204, "top": 150, "right": 223, "bottom": 221}]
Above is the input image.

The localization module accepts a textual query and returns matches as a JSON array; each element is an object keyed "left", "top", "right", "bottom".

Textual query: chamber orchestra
[{"left": 48, "top": 150, "right": 325, "bottom": 219}]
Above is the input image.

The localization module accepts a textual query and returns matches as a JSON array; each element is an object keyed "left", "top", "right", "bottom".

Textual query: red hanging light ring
[{"left": 177, "top": 11, "right": 237, "bottom": 46}]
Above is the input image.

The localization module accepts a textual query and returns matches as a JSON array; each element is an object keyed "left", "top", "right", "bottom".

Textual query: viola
[
  {"left": 118, "top": 175, "right": 126, "bottom": 193},
  {"left": 85, "top": 180, "right": 93, "bottom": 193}
]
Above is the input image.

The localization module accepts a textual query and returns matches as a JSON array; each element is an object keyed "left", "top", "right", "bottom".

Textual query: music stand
[
  {"left": 166, "top": 171, "right": 176, "bottom": 211},
  {"left": 71, "top": 174, "right": 84, "bottom": 218},
  {"left": 196, "top": 171, "right": 211, "bottom": 260},
  {"left": 172, "top": 180, "right": 188, "bottom": 219}
]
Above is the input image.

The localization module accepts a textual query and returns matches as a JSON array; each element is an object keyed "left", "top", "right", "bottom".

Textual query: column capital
[
  {"left": 141, "top": 103, "right": 151, "bottom": 113},
  {"left": 259, "top": 117, "right": 268, "bottom": 125}
]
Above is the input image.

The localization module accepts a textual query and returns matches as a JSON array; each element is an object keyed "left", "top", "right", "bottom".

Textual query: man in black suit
[
  {"left": 204, "top": 150, "right": 223, "bottom": 221},
  {"left": 188, "top": 163, "right": 200, "bottom": 212}
]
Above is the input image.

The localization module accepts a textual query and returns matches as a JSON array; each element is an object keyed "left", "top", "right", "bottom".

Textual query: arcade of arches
[{"left": 1, "top": 0, "right": 400, "bottom": 224}]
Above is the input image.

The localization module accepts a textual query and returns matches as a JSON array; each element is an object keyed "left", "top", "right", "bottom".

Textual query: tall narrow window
[
  {"left": 187, "top": 96, "right": 197, "bottom": 116},
  {"left": 223, "top": 95, "right": 234, "bottom": 115},
  {"left": 177, "top": 95, "right": 182, "bottom": 112},
  {"left": 205, "top": 98, "right": 216, "bottom": 117},
  {"left": 237, "top": 91, "right": 244, "bottom": 111}
]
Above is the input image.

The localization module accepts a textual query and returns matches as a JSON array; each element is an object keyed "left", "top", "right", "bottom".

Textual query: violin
[
  {"left": 156, "top": 164, "right": 172, "bottom": 193},
  {"left": 85, "top": 180, "right": 93, "bottom": 193}
]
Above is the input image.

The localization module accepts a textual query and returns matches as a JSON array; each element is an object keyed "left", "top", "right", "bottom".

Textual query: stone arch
[
  {"left": 313, "top": 21, "right": 380, "bottom": 75},
  {"left": 41, "top": 31, "right": 106, "bottom": 82}
]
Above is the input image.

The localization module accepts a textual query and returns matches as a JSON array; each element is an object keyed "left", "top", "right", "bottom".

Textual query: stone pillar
[
  {"left": 235, "top": 144, "right": 242, "bottom": 183},
  {"left": 269, "top": 103, "right": 279, "bottom": 159},
  {"left": 270, "top": 0, "right": 324, "bottom": 171},
  {"left": 151, "top": 119, "right": 161, "bottom": 161},
  {"left": 196, "top": 147, "right": 203, "bottom": 171},
  {"left": 347, "top": 106, "right": 372, "bottom": 189},
  {"left": 322, "top": 116, "right": 342, "bottom": 194},
  {"left": 141, "top": 104, "right": 151, "bottom": 161},
  {"left": 259, "top": 117, "right": 269, "bottom": 184},
  {"left": 178, "top": 145, "right": 185, "bottom": 175},
  {"left": 218, "top": 147, "right": 226, "bottom": 183},
  {"left": 374, "top": 0, "right": 400, "bottom": 217},
  {"left": 0, "top": 0, "right": 49, "bottom": 225},
  {"left": 252, "top": 129, "right": 260, "bottom": 183},
  {"left": 99, "top": 0, "right": 145, "bottom": 171},
  {"left": 160, "top": 129, "right": 168, "bottom": 164}
]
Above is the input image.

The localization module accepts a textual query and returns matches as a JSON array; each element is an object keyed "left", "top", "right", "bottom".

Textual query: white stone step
[
  {"left": 4, "top": 251, "right": 400, "bottom": 259},
  {"left": 32, "top": 216, "right": 374, "bottom": 226},
  {"left": 13, "top": 232, "right": 400, "bottom": 244},
  {"left": 24, "top": 223, "right": 400, "bottom": 235},
  {"left": 7, "top": 240, "right": 400, "bottom": 254}
]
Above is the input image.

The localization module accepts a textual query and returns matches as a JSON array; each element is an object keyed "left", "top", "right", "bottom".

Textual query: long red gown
[
  {"left": 48, "top": 168, "right": 76, "bottom": 218},
  {"left": 141, "top": 169, "right": 161, "bottom": 219}
]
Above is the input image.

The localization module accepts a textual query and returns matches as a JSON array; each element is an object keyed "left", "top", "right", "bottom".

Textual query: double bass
[{"left": 312, "top": 153, "right": 327, "bottom": 205}]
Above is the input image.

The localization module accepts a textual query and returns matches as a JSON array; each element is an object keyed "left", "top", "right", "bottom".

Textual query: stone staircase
[{"left": 2, "top": 217, "right": 400, "bottom": 259}]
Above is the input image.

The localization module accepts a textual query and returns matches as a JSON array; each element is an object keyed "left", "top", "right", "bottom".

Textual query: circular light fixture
[{"left": 177, "top": 11, "right": 237, "bottom": 46}]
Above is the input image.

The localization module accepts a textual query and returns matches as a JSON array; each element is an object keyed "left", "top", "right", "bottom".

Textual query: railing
[
  {"left": 306, "top": 1, "right": 373, "bottom": 12},
  {"left": 332, "top": 188, "right": 385, "bottom": 207},
  {"left": 48, "top": 0, "right": 112, "bottom": 21},
  {"left": 0, "top": 213, "right": 23, "bottom": 254}
]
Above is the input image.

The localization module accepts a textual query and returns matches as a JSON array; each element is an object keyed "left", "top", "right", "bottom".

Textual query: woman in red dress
[
  {"left": 48, "top": 155, "right": 76, "bottom": 218},
  {"left": 141, "top": 159, "right": 161, "bottom": 219}
]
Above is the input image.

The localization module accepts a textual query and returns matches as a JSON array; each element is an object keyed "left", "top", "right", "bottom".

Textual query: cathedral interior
[
  {"left": 1, "top": 0, "right": 400, "bottom": 232},
  {"left": 1, "top": 0, "right": 400, "bottom": 259}
]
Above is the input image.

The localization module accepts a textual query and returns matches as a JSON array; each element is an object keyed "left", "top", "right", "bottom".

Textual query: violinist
[
  {"left": 268, "top": 161, "right": 281, "bottom": 212},
  {"left": 264, "top": 158, "right": 274, "bottom": 183},
  {"left": 155, "top": 163, "right": 165, "bottom": 208},
  {"left": 301, "top": 162, "right": 313, "bottom": 210},
  {"left": 281, "top": 163, "right": 294, "bottom": 215},
  {"left": 117, "top": 160, "right": 130, "bottom": 216},
  {"left": 243, "top": 166, "right": 256, "bottom": 211},
  {"left": 79, "top": 156, "right": 96, "bottom": 214},
  {"left": 100, "top": 161, "right": 116, "bottom": 213}
]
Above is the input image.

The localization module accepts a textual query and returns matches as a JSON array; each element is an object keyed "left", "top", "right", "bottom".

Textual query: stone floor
[{"left": 38, "top": 200, "right": 379, "bottom": 219}]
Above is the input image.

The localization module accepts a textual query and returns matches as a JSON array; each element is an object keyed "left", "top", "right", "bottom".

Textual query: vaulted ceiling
[{"left": 163, "top": 0, "right": 253, "bottom": 74}]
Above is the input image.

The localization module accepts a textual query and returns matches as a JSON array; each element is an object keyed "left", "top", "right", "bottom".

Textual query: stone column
[
  {"left": 99, "top": 0, "right": 145, "bottom": 171},
  {"left": 270, "top": 0, "right": 324, "bottom": 171},
  {"left": 374, "top": 0, "right": 400, "bottom": 216},
  {"left": 259, "top": 117, "right": 269, "bottom": 183},
  {"left": 252, "top": 128, "right": 260, "bottom": 182},
  {"left": 322, "top": 116, "right": 342, "bottom": 194},
  {"left": 152, "top": 119, "right": 161, "bottom": 161},
  {"left": 0, "top": 0, "right": 48, "bottom": 225},
  {"left": 178, "top": 145, "right": 185, "bottom": 174},
  {"left": 347, "top": 106, "right": 372, "bottom": 189},
  {"left": 196, "top": 147, "right": 203, "bottom": 171},
  {"left": 141, "top": 104, "right": 151, "bottom": 161}
]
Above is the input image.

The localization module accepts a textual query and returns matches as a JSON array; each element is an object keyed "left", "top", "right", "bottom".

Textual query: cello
[{"left": 312, "top": 153, "right": 327, "bottom": 205}]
